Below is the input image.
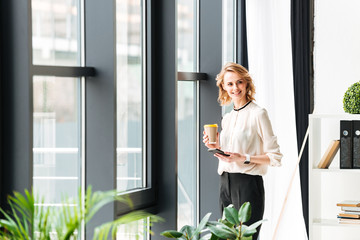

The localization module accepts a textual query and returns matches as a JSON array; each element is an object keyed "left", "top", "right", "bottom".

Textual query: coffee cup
[{"left": 204, "top": 124, "right": 218, "bottom": 144}]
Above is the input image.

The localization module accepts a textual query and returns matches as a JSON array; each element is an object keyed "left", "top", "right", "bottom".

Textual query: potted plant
[
  {"left": 0, "top": 186, "right": 161, "bottom": 239},
  {"left": 343, "top": 81, "right": 360, "bottom": 114},
  {"left": 161, "top": 202, "right": 265, "bottom": 240}
]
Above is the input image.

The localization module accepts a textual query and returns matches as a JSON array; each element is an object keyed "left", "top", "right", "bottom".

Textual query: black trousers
[{"left": 220, "top": 172, "right": 265, "bottom": 240}]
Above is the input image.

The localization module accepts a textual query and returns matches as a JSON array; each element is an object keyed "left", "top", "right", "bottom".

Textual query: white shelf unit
[{"left": 309, "top": 114, "right": 360, "bottom": 240}]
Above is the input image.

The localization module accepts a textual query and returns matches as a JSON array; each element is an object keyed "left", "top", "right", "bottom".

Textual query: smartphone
[{"left": 208, "top": 148, "right": 230, "bottom": 156}]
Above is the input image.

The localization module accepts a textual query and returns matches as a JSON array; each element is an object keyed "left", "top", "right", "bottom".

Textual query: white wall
[{"left": 314, "top": 0, "right": 360, "bottom": 113}]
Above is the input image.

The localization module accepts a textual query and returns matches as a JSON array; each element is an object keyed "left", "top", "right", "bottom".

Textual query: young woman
[{"left": 203, "top": 62, "right": 282, "bottom": 240}]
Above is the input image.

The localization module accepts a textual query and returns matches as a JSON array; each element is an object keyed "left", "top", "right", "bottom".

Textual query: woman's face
[{"left": 222, "top": 71, "right": 247, "bottom": 103}]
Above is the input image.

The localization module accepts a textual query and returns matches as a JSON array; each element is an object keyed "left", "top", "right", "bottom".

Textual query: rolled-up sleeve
[{"left": 256, "top": 109, "right": 283, "bottom": 167}]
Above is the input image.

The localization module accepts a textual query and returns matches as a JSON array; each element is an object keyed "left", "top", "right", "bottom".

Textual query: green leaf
[
  {"left": 221, "top": 204, "right": 233, "bottom": 221},
  {"left": 206, "top": 222, "right": 237, "bottom": 239},
  {"left": 224, "top": 206, "right": 239, "bottom": 225},
  {"left": 180, "top": 225, "right": 196, "bottom": 239},
  {"left": 200, "top": 233, "right": 219, "bottom": 240},
  {"left": 0, "top": 186, "right": 160, "bottom": 240},
  {"left": 209, "top": 233, "right": 220, "bottom": 240},
  {"left": 343, "top": 81, "right": 360, "bottom": 113},
  {"left": 193, "top": 212, "right": 211, "bottom": 237},
  {"left": 247, "top": 219, "right": 266, "bottom": 231},
  {"left": 160, "top": 230, "right": 184, "bottom": 238},
  {"left": 217, "top": 218, "right": 234, "bottom": 229},
  {"left": 93, "top": 210, "right": 162, "bottom": 239},
  {"left": 238, "top": 202, "right": 251, "bottom": 223},
  {"left": 241, "top": 225, "right": 257, "bottom": 237},
  {"left": 242, "top": 236, "right": 253, "bottom": 240}
]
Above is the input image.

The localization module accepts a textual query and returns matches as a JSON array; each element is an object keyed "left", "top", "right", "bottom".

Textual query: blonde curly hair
[{"left": 216, "top": 62, "right": 256, "bottom": 106}]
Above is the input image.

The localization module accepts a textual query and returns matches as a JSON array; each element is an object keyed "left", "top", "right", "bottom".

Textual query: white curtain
[{"left": 245, "top": 0, "right": 308, "bottom": 239}]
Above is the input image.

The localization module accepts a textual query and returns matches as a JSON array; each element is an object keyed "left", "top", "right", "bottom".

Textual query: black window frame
[{"left": 1, "top": 0, "right": 157, "bottom": 238}]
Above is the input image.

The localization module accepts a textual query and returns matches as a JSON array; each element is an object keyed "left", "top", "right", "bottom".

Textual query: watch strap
[{"left": 244, "top": 154, "right": 251, "bottom": 164}]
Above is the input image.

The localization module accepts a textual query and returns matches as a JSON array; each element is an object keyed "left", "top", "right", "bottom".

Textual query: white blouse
[{"left": 219, "top": 101, "right": 282, "bottom": 176}]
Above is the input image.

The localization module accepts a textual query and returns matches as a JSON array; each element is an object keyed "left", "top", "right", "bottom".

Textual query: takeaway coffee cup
[{"left": 204, "top": 124, "right": 218, "bottom": 144}]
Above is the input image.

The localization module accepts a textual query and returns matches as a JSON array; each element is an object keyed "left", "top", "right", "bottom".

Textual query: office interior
[{"left": 1, "top": 0, "right": 359, "bottom": 239}]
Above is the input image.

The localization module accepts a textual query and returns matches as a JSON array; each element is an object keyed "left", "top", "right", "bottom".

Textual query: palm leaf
[
  {"left": 0, "top": 194, "right": 31, "bottom": 239},
  {"left": 0, "top": 186, "right": 159, "bottom": 240},
  {"left": 94, "top": 210, "right": 162, "bottom": 240},
  {"left": 9, "top": 200, "right": 30, "bottom": 239},
  {"left": 85, "top": 188, "right": 123, "bottom": 223}
]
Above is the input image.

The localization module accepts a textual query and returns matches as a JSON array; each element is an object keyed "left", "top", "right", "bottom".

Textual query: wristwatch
[{"left": 244, "top": 154, "right": 251, "bottom": 164}]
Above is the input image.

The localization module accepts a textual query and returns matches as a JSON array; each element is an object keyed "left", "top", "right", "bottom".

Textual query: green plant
[
  {"left": 160, "top": 202, "right": 265, "bottom": 240},
  {"left": 343, "top": 81, "right": 360, "bottom": 113},
  {"left": 161, "top": 213, "right": 211, "bottom": 240},
  {"left": 0, "top": 186, "right": 161, "bottom": 240}
]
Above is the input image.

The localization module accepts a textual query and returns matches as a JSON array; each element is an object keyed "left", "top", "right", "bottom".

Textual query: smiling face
[{"left": 222, "top": 71, "right": 248, "bottom": 108}]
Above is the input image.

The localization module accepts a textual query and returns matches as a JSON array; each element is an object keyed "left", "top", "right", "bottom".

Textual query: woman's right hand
[{"left": 203, "top": 131, "right": 220, "bottom": 149}]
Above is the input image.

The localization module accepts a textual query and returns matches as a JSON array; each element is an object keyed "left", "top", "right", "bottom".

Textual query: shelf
[
  {"left": 309, "top": 114, "right": 360, "bottom": 239},
  {"left": 310, "top": 113, "right": 360, "bottom": 120},
  {"left": 312, "top": 168, "right": 360, "bottom": 173},
  {"left": 313, "top": 218, "right": 360, "bottom": 228}
]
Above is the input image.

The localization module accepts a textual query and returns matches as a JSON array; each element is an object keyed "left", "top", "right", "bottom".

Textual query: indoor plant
[
  {"left": 0, "top": 186, "right": 161, "bottom": 239},
  {"left": 343, "top": 81, "right": 360, "bottom": 113},
  {"left": 161, "top": 202, "right": 265, "bottom": 240}
]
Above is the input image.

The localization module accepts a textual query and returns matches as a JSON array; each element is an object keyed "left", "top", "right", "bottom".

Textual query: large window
[
  {"left": 3, "top": 0, "right": 227, "bottom": 237},
  {"left": 31, "top": 0, "right": 84, "bottom": 206},
  {"left": 115, "top": 0, "right": 146, "bottom": 192},
  {"left": 32, "top": 0, "right": 80, "bottom": 66},
  {"left": 30, "top": 0, "right": 152, "bottom": 219},
  {"left": 33, "top": 76, "right": 82, "bottom": 203},
  {"left": 177, "top": 0, "right": 198, "bottom": 229},
  {"left": 222, "top": 0, "right": 236, "bottom": 64},
  {"left": 222, "top": 0, "right": 236, "bottom": 115}
]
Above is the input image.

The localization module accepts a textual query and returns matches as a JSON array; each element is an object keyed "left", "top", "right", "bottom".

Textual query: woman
[{"left": 203, "top": 62, "right": 282, "bottom": 240}]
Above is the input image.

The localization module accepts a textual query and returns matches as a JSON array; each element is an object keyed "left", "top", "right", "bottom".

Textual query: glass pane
[
  {"left": 31, "top": 0, "right": 80, "bottom": 66},
  {"left": 116, "top": 218, "right": 149, "bottom": 240},
  {"left": 116, "top": 0, "right": 144, "bottom": 192},
  {"left": 222, "top": 0, "right": 236, "bottom": 115},
  {"left": 177, "top": 81, "right": 197, "bottom": 228},
  {"left": 178, "top": 0, "right": 197, "bottom": 71},
  {"left": 222, "top": 0, "right": 236, "bottom": 64},
  {"left": 177, "top": 0, "right": 197, "bottom": 229},
  {"left": 33, "top": 76, "right": 81, "bottom": 204}
]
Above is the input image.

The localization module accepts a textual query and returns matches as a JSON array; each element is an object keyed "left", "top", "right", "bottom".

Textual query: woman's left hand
[{"left": 214, "top": 152, "right": 245, "bottom": 163}]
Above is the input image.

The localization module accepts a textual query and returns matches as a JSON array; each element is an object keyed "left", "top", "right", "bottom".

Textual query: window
[
  {"left": 222, "top": 0, "right": 236, "bottom": 64},
  {"left": 31, "top": 0, "right": 84, "bottom": 206},
  {"left": 222, "top": 0, "right": 236, "bottom": 115},
  {"left": 115, "top": 0, "right": 145, "bottom": 192},
  {"left": 32, "top": 0, "right": 80, "bottom": 66},
  {"left": 33, "top": 76, "right": 82, "bottom": 203},
  {"left": 116, "top": 218, "right": 150, "bottom": 240},
  {"left": 177, "top": 0, "right": 198, "bottom": 228},
  {"left": 3, "top": 0, "right": 188, "bottom": 238}
]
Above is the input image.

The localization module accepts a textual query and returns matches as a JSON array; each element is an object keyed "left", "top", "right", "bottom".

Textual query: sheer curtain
[{"left": 245, "top": 0, "right": 308, "bottom": 239}]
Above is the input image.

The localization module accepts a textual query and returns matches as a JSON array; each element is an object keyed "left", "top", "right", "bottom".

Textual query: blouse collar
[{"left": 233, "top": 101, "right": 251, "bottom": 111}]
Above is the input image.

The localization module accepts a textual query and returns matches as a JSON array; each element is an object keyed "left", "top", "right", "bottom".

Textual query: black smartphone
[{"left": 208, "top": 148, "right": 230, "bottom": 156}]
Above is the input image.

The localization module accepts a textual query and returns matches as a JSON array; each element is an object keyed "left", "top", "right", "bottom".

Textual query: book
[
  {"left": 341, "top": 206, "right": 360, "bottom": 212},
  {"left": 317, "top": 140, "right": 340, "bottom": 168},
  {"left": 340, "top": 120, "right": 353, "bottom": 169},
  {"left": 338, "top": 218, "right": 360, "bottom": 224},
  {"left": 338, "top": 212, "right": 360, "bottom": 218},
  {"left": 353, "top": 120, "right": 360, "bottom": 168},
  {"left": 337, "top": 200, "right": 360, "bottom": 207}
]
